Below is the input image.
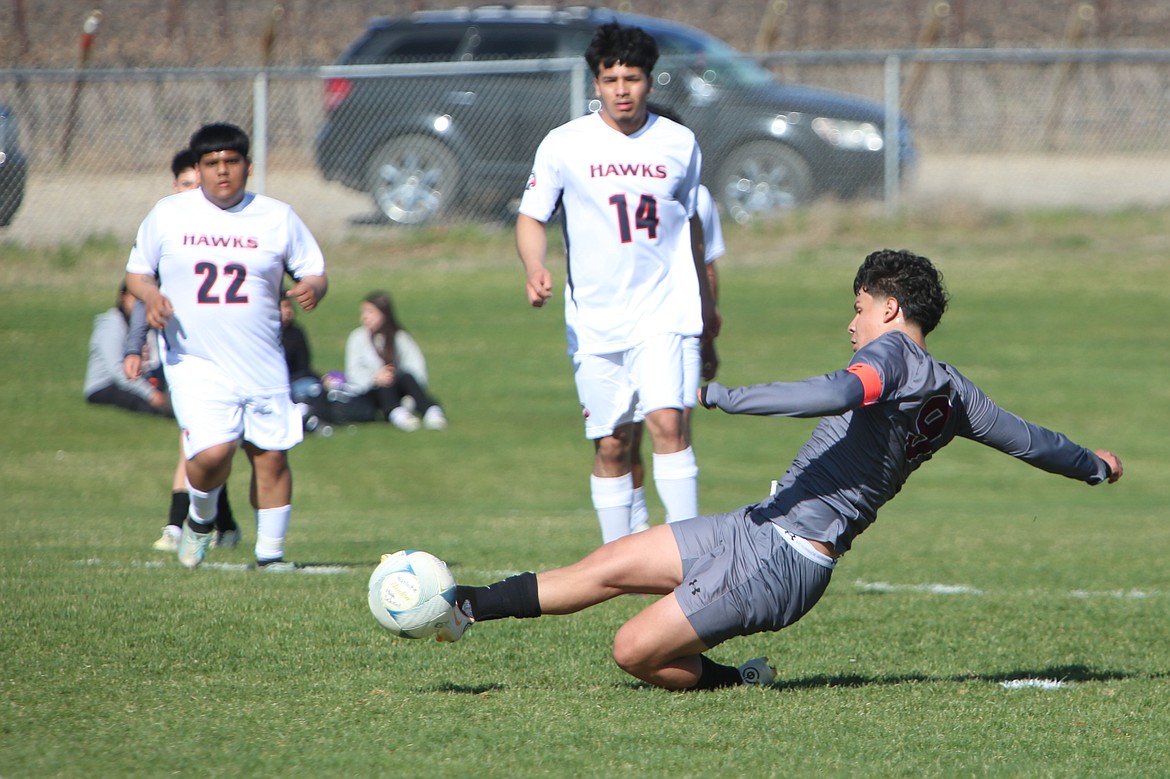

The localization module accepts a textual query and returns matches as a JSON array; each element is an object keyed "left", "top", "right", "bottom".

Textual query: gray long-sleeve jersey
[{"left": 702, "top": 331, "right": 1108, "bottom": 555}]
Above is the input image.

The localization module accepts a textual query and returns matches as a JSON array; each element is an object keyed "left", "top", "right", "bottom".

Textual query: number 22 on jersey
[{"left": 195, "top": 261, "right": 249, "bottom": 304}]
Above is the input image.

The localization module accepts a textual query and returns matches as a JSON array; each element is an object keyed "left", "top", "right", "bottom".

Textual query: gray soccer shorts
[{"left": 670, "top": 506, "right": 834, "bottom": 648}]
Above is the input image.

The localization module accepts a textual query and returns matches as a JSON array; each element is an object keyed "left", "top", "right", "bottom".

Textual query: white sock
[
  {"left": 255, "top": 504, "right": 291, "bottom": 563},
  {"left": 591, "top": 473, "right": 634, "bottom": 545},
  {"left": 654, "top": 447, "right": 699, "bottom": 523},
  {"left": 187, "top": 483, "right": 220, "bottom": 528},
  {"left": 630, "top": 486, "right": 650, "bottom": 532}
]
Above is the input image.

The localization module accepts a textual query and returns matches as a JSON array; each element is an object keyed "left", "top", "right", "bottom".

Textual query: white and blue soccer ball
[{"left": 367, "top": 550, "right": 456, "bottom": 639}]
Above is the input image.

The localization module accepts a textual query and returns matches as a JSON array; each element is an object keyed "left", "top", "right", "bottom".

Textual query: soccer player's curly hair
[
  {"left": 585, "top": 22, "right": 659, "bottom": 77},
  {"left": 853, "top": 249, "right": 949, "bottom": 335}
]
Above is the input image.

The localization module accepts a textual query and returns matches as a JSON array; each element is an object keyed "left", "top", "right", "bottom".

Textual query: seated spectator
[
  {"left": 85, "top": 281, "right": 171, "bottom": 416},
  {"left": 282, "top": 295, "right": 321, "bottom": 403},
  {"left": 280, "top": 294, "right": 335, "bottom": 434},
  {"left": 337, "top": 290, "right": 447, "bottom": 431}
]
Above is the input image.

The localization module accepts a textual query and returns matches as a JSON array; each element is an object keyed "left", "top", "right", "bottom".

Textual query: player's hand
[
  {"left": 123, "top": 354, "right": 142, "bottom": 380},
  {"left": 148, "top": 389, "right": 168, "bottom": 411},
  {"left": 1095, "top": 449, "right": 1123, "bottom": 483},
  {"left": 144, "top": 293, "right": 174, "bottom": 330},
  {"left": 287, "top": 278, "right": 324, "bottom": 312},
  {"left": 375, "top": 364, "right": 396, "bottom": 387},
  {"left": 526, "top": 268, "right": 553, "bottom": 308}
]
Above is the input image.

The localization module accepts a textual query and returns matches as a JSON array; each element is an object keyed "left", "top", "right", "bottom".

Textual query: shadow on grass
[
  {"left": 434, "top": 682, "right": 507, "bottom": 695},
  {"left": 618, "top": 664, "right": 1166, "bottom": 692},
  {"left": 772, "top": 664, "right": 1167, "bottom": 691}
]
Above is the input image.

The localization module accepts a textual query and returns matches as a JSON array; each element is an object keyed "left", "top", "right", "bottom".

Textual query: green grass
[{"left": 2, "top": 206, "right": 1168, "bottom": 777}]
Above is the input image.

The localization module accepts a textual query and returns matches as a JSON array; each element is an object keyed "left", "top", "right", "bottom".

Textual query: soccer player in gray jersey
[{"left": 437, "top": 249, "right": 1123, "bottom": 692}]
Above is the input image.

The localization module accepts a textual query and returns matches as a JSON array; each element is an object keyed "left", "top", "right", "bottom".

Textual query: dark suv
[
  {"left": 316, "top": 6, "right": 914, "bottom": 225},
  {"left": 0, "top": 101, "right": 28, "bottom": 227}
]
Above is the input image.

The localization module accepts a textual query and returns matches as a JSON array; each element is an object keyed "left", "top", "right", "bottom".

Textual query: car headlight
[{"left": 811, "top": 117, "right": 883, "bottom": 152}]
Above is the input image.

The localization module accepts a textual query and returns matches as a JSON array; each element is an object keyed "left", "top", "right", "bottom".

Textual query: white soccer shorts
[
  {"left": 573, "top": 332, "right": 687, "bottom": 439},
  {"left": 166, "top": 355, "right": 302, "bottom": 457}
]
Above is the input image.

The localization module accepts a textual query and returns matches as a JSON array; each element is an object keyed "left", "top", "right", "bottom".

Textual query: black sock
[
  {"left": 168, "top": 492, "right": 189, "bottom": 527},
  {"left": 214, "top": 488, "right": 237, "bottom": 532},
  {"left": 185, "top": 516, "right": 213, "bottom": 534},
  {"left": 692, "top": 655, "right": 744, "bottom": 690},
  {"left": 455, "top": 572, "right": 541, "bottom": 621}
]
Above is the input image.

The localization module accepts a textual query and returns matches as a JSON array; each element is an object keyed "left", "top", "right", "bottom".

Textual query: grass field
[{"left": 2, "top": 205, "right": 1168, "bottom": 777}]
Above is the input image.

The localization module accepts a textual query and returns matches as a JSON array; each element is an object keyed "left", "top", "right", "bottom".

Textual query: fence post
[
  {"left": 252, "top": 72, "right": 268, "bottom": 194},
  {"left": 883, "top": 54, "right": 901, "bottom": 213},
  {"left": 571, "top": 60, "right": 587, "bottom": 120}
]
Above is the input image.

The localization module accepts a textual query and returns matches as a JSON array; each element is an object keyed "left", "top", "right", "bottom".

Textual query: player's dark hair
[
  {"left": 585, "top": 22, "right": 658, "bottom": 77},
  {"left": 170, "top": 148, "right": 198, "bottom": 178},
  {"left": 853, "top": 249, "right": 949, "bottom": 335},
  {"left": 363, "top": 290, "right": 405, "bottom": 365},
  {"left": 115, "top": 281, "right": 131, "bottom": 321},
  {"left": 189, "top": 122, "right": 250, "bottom": 161}
]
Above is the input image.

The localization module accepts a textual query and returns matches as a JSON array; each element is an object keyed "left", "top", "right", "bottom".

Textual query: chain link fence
[{"left": 2, "top": 49, "right": 1169, "bottom": 245}]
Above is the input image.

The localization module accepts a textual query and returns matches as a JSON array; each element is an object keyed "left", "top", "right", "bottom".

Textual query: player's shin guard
[
  {"left": 653, "top": 447, "right": 698, "bottom": 523},
  {"left": 630, "top": 486, "right": 650, "bottom": 532},
  {"left": 187, "top": 483, "right": 221, "bottom": 528},
  {"left": 591, "top": 473, "right": 634, "bottom": 544},
  {"left": 454, "top": 572, "right": 541, "bottom": 622},
  {"left": 255, "top": 504, "right": 291, "bottom": 563},
  {"left": 169, "top": 491, "right": 189, "bottom": 527}
]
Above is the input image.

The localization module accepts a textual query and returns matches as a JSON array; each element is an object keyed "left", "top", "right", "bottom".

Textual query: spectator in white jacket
[{"left": 341, "top": 290, "right": 447, "bottom": 431}]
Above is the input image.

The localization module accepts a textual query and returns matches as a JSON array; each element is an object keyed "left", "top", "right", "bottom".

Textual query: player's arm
[
  {"left": 955, "top": 371, "right": 1121, "bottom": 485},
  {"left": 516, "top": 213, "right": 553, "bottom": 308},
  {"left": 288, "top": 273, "right": 328, "bottom": 312},
  {"left": 699, "top": 368, "right": 868, "bottom": 418},
  {"left": 122, "top": 300, "right": 149, "bottom": 379},
  {"left": 690, "top": 215, "right": 718, "bottom": 340},
  {"left": 124, "top": 272, "right": 173, "bottom": 330}
]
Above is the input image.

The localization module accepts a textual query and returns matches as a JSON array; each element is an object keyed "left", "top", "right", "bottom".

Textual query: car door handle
[{"left": 446, "top": 91, "right": 477, "bottom": 106}]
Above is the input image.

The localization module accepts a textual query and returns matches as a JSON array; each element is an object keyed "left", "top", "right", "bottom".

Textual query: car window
[
  {"left": 354, "top": 29, "right": 466, "bottom": 63},
  {"left": 468, "top": 26, "right": 562, "bottom": 59},
  {"left": 652, "top": 29, "right": 774, "bottom": 90}
]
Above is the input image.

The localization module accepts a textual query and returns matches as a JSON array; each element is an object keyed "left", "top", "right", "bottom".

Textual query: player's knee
[
  {"left": 612, "top": 623, "right": 654, "bottom": 676},
  {"left": 594, "top": 436, "right": 630, "bottom": 468}
]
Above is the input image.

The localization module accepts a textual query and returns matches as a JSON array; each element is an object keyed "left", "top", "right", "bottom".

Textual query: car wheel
[
  {"left": 367, "top": 135, "right": 460, "bottom": 225},
  {"left": 716, "top": 141, "right": 812, "bottom": 224}
]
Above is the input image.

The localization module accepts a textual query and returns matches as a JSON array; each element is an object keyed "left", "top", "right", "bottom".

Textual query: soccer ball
[{"left": 367, "top": 550, "right": 456, "bottom": 639}]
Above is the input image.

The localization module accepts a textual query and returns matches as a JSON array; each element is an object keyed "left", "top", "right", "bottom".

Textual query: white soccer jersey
[
  {"left": 520, "top": 111, "right": 703, "bottom": 355},
  {"left": 125, "top": 189, "right": 325, "bottom": 395}
]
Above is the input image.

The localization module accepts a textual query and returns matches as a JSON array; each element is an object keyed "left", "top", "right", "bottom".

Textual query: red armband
[{"left": 847, "top": 363, "right": 882, "bottom": 406}]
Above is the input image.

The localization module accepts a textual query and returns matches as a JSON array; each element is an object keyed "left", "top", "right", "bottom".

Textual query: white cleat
[
  {"left": 177, "top": 524, "right": 212, "bottom": 569},
  {"left": 738, "top": 657, "right": 776, "bottom": 686},
  {"left": 213, "top": 527, "right": 241, "bottom": 548},
  {"left": 435, "top": 602, "right": 473, "bottom": 643},
  {"left": 152, "top": 526, "right": 182, "bottom": 552},
  {"left": 257, "top": 560, "right": 297, "bottom": 573}
]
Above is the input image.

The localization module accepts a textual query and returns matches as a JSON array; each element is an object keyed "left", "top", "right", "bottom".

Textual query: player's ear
[{"left": 884, "top": 296, "right": 902, "bottom": 324}]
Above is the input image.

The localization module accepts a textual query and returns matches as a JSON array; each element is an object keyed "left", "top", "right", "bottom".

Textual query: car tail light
[{"left": 323, "top": 78, "right": 353, "bottom": 113}]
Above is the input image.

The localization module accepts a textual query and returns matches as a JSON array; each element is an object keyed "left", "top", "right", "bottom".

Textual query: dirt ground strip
[{"left": 4, "top": 153, "right": 1168, "bottom": 247}]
